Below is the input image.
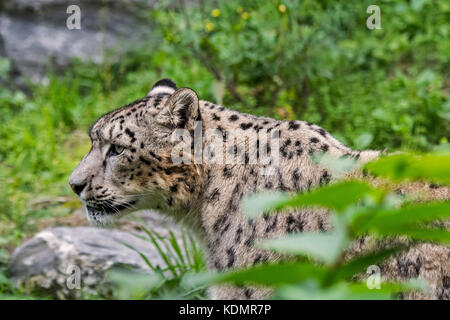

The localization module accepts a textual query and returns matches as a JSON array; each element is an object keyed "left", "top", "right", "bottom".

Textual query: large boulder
[
  {"left": 8, "top": 211, "right": 183, "bottom": 298},
  {"left": 0, "top": 0, "right": 156, "bottom": 84}
]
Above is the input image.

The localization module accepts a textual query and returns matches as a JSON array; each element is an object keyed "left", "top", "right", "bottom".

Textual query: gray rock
[
  {"left": 8, "top": 211, "right": 183, "bottom": 298},
  {"left": 0, "top": 0, "right": 157, "bottom": 84}
]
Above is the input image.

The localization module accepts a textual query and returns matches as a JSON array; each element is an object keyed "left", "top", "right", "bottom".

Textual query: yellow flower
[
  {"left": 211, "top": 9, "right": 220, "bottom": 18},
  {"left": 241, "top": 12, "right": 249, "bottom": 20},
  {"left": 205, "top": 21, "right": 214, "bottom": 32},
  {"left": 278, "top": 4, "right": 286, "bottom": 13},
  {"left": 237, "top": 6, "right": 243, "bottom": 14}
]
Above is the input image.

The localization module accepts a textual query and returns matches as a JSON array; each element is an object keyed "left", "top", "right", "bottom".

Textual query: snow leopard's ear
[
  {"left": 147, "top": 78, "right": 178, "bottom": 96},
  {"left": 156, "top": 88, "right": 199, "bottom": 130}
]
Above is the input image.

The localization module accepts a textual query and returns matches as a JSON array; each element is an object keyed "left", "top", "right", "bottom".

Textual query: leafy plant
[
  {"left": 106, "top": 227, "right": 207, "bottom": 300},
  {"left": 183, "top": 152, "right": 450, "bottom": 299},
  {"left": 155, "top": 0, "right": 450, "bottom": 150}
]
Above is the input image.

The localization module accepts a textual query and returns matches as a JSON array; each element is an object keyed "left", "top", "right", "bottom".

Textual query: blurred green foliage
[
  {"left": 0, "top": 0, "right": 449, "bottom": 299},
  {"left": 155, "top": 0, "right": 449, "bottom": 148}
]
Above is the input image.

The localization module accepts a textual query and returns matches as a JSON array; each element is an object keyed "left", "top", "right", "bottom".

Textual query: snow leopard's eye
[{"left": 108, "top": 144, "right": 125, "bottom": 156}]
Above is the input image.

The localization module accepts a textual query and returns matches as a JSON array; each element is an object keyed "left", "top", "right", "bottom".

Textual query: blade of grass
[
  {"left": 117, "top": 240, "right": 158, "bottom": 273},
  {"left": 140, "top": 226, "right": 178, "bottom": 278}
]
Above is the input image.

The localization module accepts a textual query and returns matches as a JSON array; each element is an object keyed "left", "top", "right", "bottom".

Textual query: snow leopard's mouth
[
  {"left": 86, "top": 200, "right": 137, "bottom": 215},
  {"left": 85, "top": 200, "right": 138, "bottom": 226}
]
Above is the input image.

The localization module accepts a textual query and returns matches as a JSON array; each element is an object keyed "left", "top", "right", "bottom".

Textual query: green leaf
[
  {"left": 182, "top": 262, "right": 327, "bottom": 288},
  {"left": 273, "top": 279, "right": 427, "bottom": 300},
  {"left": 354, "top": 132, "right": 374, "bottom": 149},
  {"left": 242, "top": 192, "right": 289, "bottom": 218},
  {"left": 257, "top": 231, "right": 349, "bottom": 264},
  {"left": 243, "top": 181, "right": 378, "bottom": 218},
  {"left": 279, "top": 181, "right": 378, "bottom": 212},
  {"left": 312, "top": 153, "right": 360, "bottom": 177},
  {"left": 0, "top": 272, "right": 12, "bottom": 287},
  {"left": 0, "top": 248, "right": 10, "bottom": 264},
  {"left": 374, "top": 227, "right": 450, "bottom": 244},
  {"left": 0, "top": 58, "right": 11, "bottom": 79},
  {"left": 356, "top": 202, "right": 450, "bottom": 233},
  {"left": 106, "top": 269, "right": 163, "bottom": 300},
  {"left": 273, "top": 281, "right": 391, "bottom": 300},
  {"left": 365, "top": 153, "right": 450, "bottom": 184},
  {"left": 328, "top": 246, "right": 406, "bottom": 283}
]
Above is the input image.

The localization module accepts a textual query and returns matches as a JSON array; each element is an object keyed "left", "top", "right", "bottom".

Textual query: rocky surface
[
  {"left": 0, "top": 0, "right": 156, "bottom": 84},
  {"left": 8, "top": 210, "right": 183, "bottom": 298}
]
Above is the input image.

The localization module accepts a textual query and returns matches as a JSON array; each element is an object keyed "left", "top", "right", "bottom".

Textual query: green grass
[{"left": 108, "top": 227, "right": 207, "bottom": 300}]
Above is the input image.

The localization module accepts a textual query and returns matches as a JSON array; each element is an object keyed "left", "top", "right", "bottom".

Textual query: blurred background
[{"left": 0, "top": 0, "right": 449, "bottom": 299}]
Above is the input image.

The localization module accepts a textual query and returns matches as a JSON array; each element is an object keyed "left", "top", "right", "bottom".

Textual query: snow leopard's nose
[
  {"left": 70, "top": 181, "right": 87, "bottom": 196},
  {"left": 69, "top": 147, "right": 100, "bottom": 198}
]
